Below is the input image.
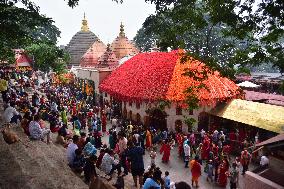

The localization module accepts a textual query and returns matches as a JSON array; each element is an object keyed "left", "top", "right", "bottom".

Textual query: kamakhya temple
[
  {"left": 66, "top": 15, "right": 138, "bottom": 68},
  {"left": 71, "top": 15, "right": 284, "bottom": 134}
]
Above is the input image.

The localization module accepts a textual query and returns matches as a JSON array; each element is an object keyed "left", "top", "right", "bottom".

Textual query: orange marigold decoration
[{"left": 99, "top": 50, "right": 241, "bottom": 106}]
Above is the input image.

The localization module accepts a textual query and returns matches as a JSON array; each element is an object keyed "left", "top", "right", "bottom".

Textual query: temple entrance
[
  {"left": 123, "top": 106, "right": 127, "bottom": 119},
  {"left": 144, "top": 116, "right": 150, "bottom": 128},
  {"left": 175, "top": 120, "right": 183, "bottom": 132},
  {"left": 146, "top": 107, "right": 167, "bottom": 131},
  {"left": 198, "top": 112, "right": 209, "bottom": 131},
  {"left": 112, "top": 100, "right": 122, "bottom": 117},
  {"left": 128, "top": 111, "right": 132, "bottom": 121},
  {"left": 136, "top": 113, "right": 141, "bottom": 124}
]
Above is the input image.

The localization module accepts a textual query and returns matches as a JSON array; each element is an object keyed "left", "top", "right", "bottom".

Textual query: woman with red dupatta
[
  {"left": 160, "top": 140, "right": 171, "bottom": 163},
  {"left": 218, "top": 159, "right": 229, "bottom": 187},
  {"left": 145, "top": 129, "right": 152, "bottom": 149},
  {"left": 229, "top": 131, "right": 236, "bottom": 152},
  {"left": 176, "top": 133, "right": 184, "bottom": 157},
  {"left": 190, "top": 156, "right": 202, "bottom": 187},
  {"left": 201, "top": 136, "right": 210, "bottom": 160},
  {"left": 101, "top": 113, "right": 107, "bottom": 132}
]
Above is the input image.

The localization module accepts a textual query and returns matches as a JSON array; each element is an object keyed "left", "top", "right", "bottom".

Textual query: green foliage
[
  {"left": 183, "top": 117, "right": 196, "bottom": 127},
  {"left": 235, "top": 67, "right": 251, "bottom": 75},
  {"left": 141, "top": 0, "right": 284, "bottom": 74},
  {"left": 183, "top": 117, "right": 196, "bottom": 132},
  {"left": 66, "top": 0, "right": 123, "bottom": 7},
  {"left": 25, "top": 42, "right": 69, "bottom": 73},
  {"left": 157, "top": 100, "right": 171, "bottom": 110},
  {"left": 133, "top": 27, "right": 158, "bottom": 52},
  {"left": 0, "top": 0, "right": 60, "bottom": 64},
  {"left": 142, "top": 2, "right": 248, "bottom": 78}
]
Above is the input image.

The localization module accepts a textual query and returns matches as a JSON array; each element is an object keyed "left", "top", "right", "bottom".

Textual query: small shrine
[{"left": 97, "top": 44, "right": 118, "bottom": 68}]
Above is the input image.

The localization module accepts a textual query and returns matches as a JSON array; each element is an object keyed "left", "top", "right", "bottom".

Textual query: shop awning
[{"left": 208, "top": 99, "right": 284, "bottom": 133}]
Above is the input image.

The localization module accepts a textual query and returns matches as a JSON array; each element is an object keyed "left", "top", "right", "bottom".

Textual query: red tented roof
[
  {"left": 16, "top": 54, "right": 31, "bottom": 67},
  {"left": 99, "top": 50, "right": 241, "bottom": 104}
]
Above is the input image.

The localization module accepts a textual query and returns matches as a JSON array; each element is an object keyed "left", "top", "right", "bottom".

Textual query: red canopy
[
  {"left": 99, "top": 50, "right": 241, "bottom": 105},
  {"left": 16, "top": 54, "right": 31, "bottom": 67}
]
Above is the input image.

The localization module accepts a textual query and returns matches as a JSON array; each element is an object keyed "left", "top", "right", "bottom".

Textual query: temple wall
[
  {"left": 75, "top": 67, "right": 214, "bottom": 133},
  {"left": 244, "top": 171, "right": 283, "bottom": 189},
  {"left": 123, "top": 101, "right": 212, "bottom": 133},
  {"left": 76, "top": 68, "right": 112, "bottom": 94}
]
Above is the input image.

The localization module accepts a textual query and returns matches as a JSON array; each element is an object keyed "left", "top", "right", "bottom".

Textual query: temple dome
[
  {"left": 80, "top": 40, "right": 107, "bottom": 67},
  {"left": 110, "top": 23, "right": 139, "bottom": 60},
  {"left": 98, "top": 44, "right": 118, "bottom": 68},
  {"left": 66, "top": 14, "right": 99, "bottom": 67}
]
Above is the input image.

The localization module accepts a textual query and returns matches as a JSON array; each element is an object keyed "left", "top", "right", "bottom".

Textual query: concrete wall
[
  {"left": 75, "top": 68, "right": 112, "bottom": 94},
  {"left": 244, "top": 171, "right": 283, "bottom": 189}
]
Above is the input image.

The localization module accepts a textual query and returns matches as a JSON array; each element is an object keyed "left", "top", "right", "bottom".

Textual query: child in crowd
[
  {"left": 83, "top": 155, "right": 98, "bottom": 184},
  {"left": 72, "top": 149, "right": 85, "bottom": 174},
  {"left": 163, "top": 171, "right": 171, "bottom": 189},
  {"left": 150, "top": 146, "right": 157, "bottom": 165},
  {"left": 207, "top": 159, "right": 214, "bottom": 182}
]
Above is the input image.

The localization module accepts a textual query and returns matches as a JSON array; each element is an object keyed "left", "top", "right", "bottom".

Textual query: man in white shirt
[
  {"left": 184, "top": 141, "right": 191, "bottom": 168},
  {"left": 50, "top": 101, "right": 58, "bottom": 112},
  {"left": 200, "top": 129, "right": 206, "bottom": 139},
  {"left": 260, "top": 155, "right": 269, "bottom": 167},
  {"left": 118, "top": 132, "right": 128, "bottom": 155},
  {"left": 29, "top": 114, "right": 51, "bottom": 144},
  {"left": 3, "top": 102, "right": 21, "bottom": 124},
  {"left": 111, "top": 117, "right": 118, "bottom": 127},
  {"left": 67, "top": 135, "right": 79, "bottom": 165}
]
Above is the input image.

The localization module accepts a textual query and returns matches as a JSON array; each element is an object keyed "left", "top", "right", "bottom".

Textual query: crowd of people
[{"left": 1, "top": 69, "right": 267, "bottom": 189}]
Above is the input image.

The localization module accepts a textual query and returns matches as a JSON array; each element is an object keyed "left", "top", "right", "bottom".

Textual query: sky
[{"left": 32, "top": 0, "right": 156, "bottom": 46}]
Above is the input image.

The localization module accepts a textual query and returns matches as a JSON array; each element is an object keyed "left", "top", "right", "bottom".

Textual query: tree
[
  {"left": 0, "top": 0, "right": 60, "bottom": 63},
  {"left": 25, "top": 42, "right": 69, "bottom": 73},
  {"left": 140, "top": 2, "right": 248, "bottom": 78},
  {"left": 133, "top": 27, "right": 158, "bottom": 52},
  {"left": 140, "top": 0, "right": 284, "bottom": 75}
]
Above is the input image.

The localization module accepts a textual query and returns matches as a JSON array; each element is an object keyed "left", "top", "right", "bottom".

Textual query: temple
[
  {"left": 97, "top": 44, "right": 118, "bottom": 68},
  {"left": 110, "top": 23, "right": 139, "bottom": 59},
  {"left": 66, "top": 18, "right": 139, "bottom": 69},
  {"left": 65, "top": 14, "right": 98, "bottom": 67},
  {"left": 79, "top": 39, "right": 107, "bottom": 67}
]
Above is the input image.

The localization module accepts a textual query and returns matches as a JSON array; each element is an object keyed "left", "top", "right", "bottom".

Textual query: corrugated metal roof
[{"left": 208, "top": 99, "right": 284, "bottom": 133}]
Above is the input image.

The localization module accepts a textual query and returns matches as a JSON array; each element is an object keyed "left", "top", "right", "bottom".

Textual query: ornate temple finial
[
  {"left": 119, "top": 22, "right": 125, "bottom": 37},
  {"left": 81, "top": 12, "right": 89, "bottom": 32}
]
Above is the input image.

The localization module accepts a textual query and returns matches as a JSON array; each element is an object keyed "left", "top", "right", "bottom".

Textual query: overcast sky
[{"left": 32, "top": 0, "right": 156, "bottom": 46}]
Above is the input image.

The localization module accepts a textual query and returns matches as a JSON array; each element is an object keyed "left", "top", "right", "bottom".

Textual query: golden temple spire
[
  {"left": 81, "top": 12, "right": 89, "bottom": 32},
  {"left": 119, "top": 22, "right": 125, "bottom": 37}
]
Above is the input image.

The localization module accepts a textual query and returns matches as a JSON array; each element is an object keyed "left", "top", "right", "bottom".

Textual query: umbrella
[
  {"left": 237, "top": 81, "right": 260, "bottom": 88},
  {"left": 99, "top": 50, "right": 241, "bottom": 106}
]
